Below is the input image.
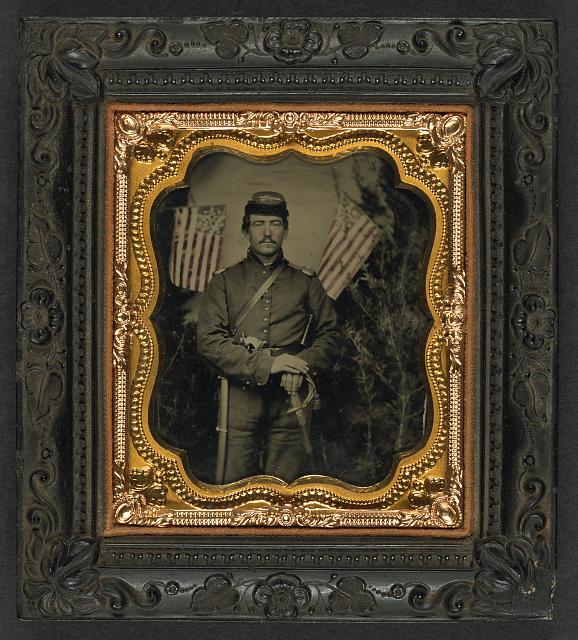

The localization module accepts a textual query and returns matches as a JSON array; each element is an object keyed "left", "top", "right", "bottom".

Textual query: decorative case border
[
  {"left": 18, "top": 18, "right": 556, "bottom": 619},
  {"left": 106, "top": 105, "right": 471, "bottom": 533}
]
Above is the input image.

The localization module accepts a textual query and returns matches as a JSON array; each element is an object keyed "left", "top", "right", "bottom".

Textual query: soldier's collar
[{"left": 246, "top": 249, "right": 286, "bottom": 269}]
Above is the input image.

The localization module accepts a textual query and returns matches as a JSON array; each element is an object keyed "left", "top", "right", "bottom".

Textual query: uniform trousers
[{"left": 222, "top": 380, "right": 311, "bottom": 483}]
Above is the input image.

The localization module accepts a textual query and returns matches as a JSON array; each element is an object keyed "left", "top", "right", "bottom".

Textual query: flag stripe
[
  {"left": 184, "top": 231, "right": 199, "bottom": 290},
  {"left": 319, "top": 219, "right": 362, "bottom": 280},
  {"left": 200, "top": 235, "right": 214, "bottom": 292},
  {"left": 188, "top": 230, "right": 204, "bottom": 290},
  {"left": 318, "top": 223, "right": 346, "bottom": 278},
  {"left": 208, "top": 235, "right": 222, "bottom": 285},
  {"left": 195, "top": 233, "right": 210, "bottom": 291},
  {"left": 195, "top": 232, "right": 209, "bottom": 291},
  {"left": 319, "top": 215, "right": 369, "bottom": 284},
  {"left": 180, "top": 209, "right": 198, "bottom": 287},
  {"left": 200, "top": 233, "right": 215, "bottom": 292},
  {"left": 318, "top": 235, "right": 347, "bottom": 281},
  {"left": 169, "top": 204, "right": 226, "bottom": 292},
  {"left": 323, "top": 220, "right": 379, "bottom": 293},
  {"left": 318, "top": 201, "right": 381, "bottom": 299},
  {"left": 188, "top": 232, "right": 201, "bottom": 291},
  {"left": 172, "top": 209, "right": 185, "bottom": 286},
  {"left": 209, "top": 236, "right": 223, "bottom": 280},
  {"left": 325, "top": 226, "right": 381, "bottom": 298},
  {"left": 175, "top": 208, "right": 189, "bottom": 286}
]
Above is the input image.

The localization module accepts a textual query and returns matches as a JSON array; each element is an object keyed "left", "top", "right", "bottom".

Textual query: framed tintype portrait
[
  {"left": 18, "top": 16, "right": 557, "bottom": 621},
  {"left": 104, "top": 103, "right": 473, "bottom": 535}
]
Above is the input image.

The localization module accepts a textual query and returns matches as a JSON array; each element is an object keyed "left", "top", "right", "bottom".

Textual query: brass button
[{"left": 263, "top": 328, "right": 268, "bottom": 334}]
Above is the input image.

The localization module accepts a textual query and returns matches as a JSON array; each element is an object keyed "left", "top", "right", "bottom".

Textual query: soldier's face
[{"left": 244, "top": 214, "right": 287, "bottom": 258}]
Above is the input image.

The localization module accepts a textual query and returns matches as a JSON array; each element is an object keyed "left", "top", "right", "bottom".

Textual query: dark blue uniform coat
[{"left": 197, "top": 250, "right": 341, "bottom": 482}]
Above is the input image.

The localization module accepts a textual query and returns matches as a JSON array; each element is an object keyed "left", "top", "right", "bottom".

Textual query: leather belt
[{"left": 262, "top": 344, "right": 304, "bottom": 357}]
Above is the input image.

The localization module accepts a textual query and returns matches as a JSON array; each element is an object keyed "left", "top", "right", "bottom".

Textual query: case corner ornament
[
  {"left": 410, "top": 22, "right": 554, "bottom": 101},
  {"left": 24, "top": 22, "right": 170, "bottom": 106},
  {"left": 406, "top": 463, "right": 550, "bottom": 618},
  {"left": 473, "top": 23, "right": 554, "bottom": 102},
  {"left": 22, "top": 537, "right": 166, "bottom": 617},
  {"left": 113, "top": 464, "right": 173, "bottom": 528},
  {"left": 22, "top": 463, "right": 166, "bottom": 617},
  {"left": 407, "top": 113, "right": 467, "bottom": 171},
  {"left": 407, "top": 532, "right": 547, "bottom": 618},
  {"left": 115, "top": 112, "right": 181, "bottom": 174},
  {"left": 25, "top": 23, "right": 103, "bottom": 102},
  {"left": 408, "top": 473, "right": 463, "bottom": 528}
]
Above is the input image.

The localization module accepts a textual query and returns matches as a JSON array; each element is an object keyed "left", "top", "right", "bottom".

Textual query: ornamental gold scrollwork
[
  {"left": 113, "top": 464, "right": 173, "bottom": 527},
  {"left": 430, "top": 472, "right": 463, "bottom": 528},
  {"left": 112, "top": 261, "right": 136, "bottom": 371},
  {"left": 109, "top": 107, "right": 470, "bottom": 530},
  {"left": 115, "top": 112, "right": 182, "bottom": 174},
  {"left": 442, "top": 270, "right": 466, "bottom": 374},
  {"left": 230, "top": 505, "right": 343, "bottom": 528},
  {"left": 407, "top": 112, "right": 467, "bottom": 171},
  {"left": 235, "top": 110, "right": 346, "bottom": 134},
  {"left": 229, "top": 482, "right": 463, "bottom": 528},
  {"left": 114, "top": 494, "right": 174, "bottom": 528},
  {"left": 408, "top": 473, "right": 463, "bottom": 528}
]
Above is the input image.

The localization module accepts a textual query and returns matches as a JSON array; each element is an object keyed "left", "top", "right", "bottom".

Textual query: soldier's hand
[
  {"left": 281, "top": 373, "right": 304, "bottom": 394},
  {"left": 270, "top": 354, "right": 309, "bottom": 375}
]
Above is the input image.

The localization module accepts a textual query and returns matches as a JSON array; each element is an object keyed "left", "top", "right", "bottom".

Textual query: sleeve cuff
[
  {"left": 297, "top": 348, "right": 316, "bottom": 371},
  {"left": 253, "top": 352, "right": 275, "bottom": 386}
]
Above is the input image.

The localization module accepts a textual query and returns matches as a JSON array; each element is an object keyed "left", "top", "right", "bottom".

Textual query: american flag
[
  {"left": 318, "top": 197, "right": 382, "bottom": 300},
  {"left": 168, "top": 203, "right": 226, "bottom": 292}
]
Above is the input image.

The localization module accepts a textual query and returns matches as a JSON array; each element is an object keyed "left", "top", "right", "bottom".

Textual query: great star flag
[
  {"left": 318, "top": 196, "right": 381, "bottom": 300},
  {"left": 169, "top": 203, "right": 226, "bottom": 292}
]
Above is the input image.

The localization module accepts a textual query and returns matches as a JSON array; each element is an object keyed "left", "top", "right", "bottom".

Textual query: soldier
[{"left": 197, "top": 191, "right": 341, "bottom": 483}]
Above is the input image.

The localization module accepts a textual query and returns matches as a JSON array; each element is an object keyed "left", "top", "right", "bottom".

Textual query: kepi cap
[{"left": 245, "top": 191, "right": 288, "bottom": 219}]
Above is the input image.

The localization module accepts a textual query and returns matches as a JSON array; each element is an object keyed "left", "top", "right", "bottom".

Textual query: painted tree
[{"left": 318, "top": 156, "right": 431, "bottom": 485}]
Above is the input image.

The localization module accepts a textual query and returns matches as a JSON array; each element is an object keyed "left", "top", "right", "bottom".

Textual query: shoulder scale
[
  {"left": 288, "top": 261, "right": 316, "bottom": 277},
  {"left": 213, "top": 257, "right": 243, "bottom": 276}
]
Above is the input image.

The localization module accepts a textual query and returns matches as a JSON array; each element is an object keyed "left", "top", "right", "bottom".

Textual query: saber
[
  {"left": 286, "top": 314, "right": 317, "bottom": 459},
  {"left": 215, "top": 376, "right": 230, "bottom": 484},
  {"left": 290, "top": 391, "right": 314, "bottom": 458},
  {"left": 288, "top": 373, "right": 318, "bottom": 458}
]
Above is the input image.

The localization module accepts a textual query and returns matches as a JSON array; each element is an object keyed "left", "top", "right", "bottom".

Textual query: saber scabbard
[{"left": 215, "top": 376, "right": 230, "bottom": 484}]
